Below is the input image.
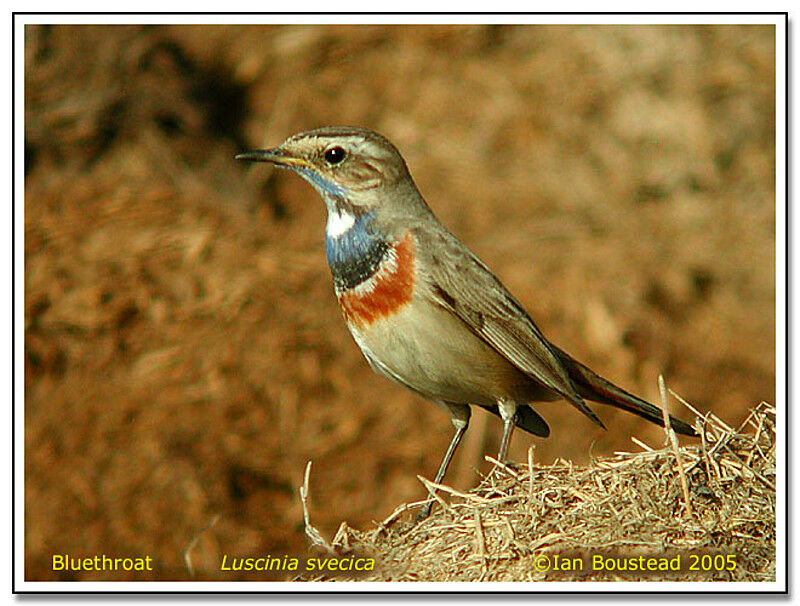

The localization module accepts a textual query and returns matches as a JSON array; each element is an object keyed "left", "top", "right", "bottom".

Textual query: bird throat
[{"left": 325, "top": 210, "right": 391, "bottom": 291}]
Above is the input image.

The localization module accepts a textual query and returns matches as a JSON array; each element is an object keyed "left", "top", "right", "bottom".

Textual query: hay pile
[{"left": 298, "top": 401, "right": 775, "bottom": 582}]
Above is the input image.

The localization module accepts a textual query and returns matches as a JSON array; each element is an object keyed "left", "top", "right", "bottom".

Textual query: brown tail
[{"left": 550, "top": 345, "right": 697, "bottom": 437}]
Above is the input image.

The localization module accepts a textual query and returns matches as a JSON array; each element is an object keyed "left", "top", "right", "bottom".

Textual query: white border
[
  {"left": 773, "top": 13, "right": 787, "bottom": 598},
  {"left": 15, "top": 13, "right": 787, "bottom": 25},
  {"left": 13, "top": 13, "right": 787, "bottom": 594}
]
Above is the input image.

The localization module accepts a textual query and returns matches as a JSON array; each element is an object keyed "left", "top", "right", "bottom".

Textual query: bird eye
[{"left": 324, "top": 146, "right": 346, "bottom": 165}]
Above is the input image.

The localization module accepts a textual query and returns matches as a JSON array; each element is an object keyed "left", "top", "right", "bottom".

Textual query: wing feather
[{"left": 419, "top": 228, "right": 603, "bottom": 427}]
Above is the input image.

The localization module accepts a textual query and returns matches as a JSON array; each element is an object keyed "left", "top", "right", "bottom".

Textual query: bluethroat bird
[{"left": 237, "top": 127, "right": 696, "bottom": 518}]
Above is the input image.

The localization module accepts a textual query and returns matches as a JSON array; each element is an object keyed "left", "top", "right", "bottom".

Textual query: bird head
[{"left": 236, "top": 127, "right": 417, "bottom": 215}]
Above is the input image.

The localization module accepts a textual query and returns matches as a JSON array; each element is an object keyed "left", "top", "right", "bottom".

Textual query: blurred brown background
[{"left": 24, "top": 24, "right": 776, "bottom": 581}]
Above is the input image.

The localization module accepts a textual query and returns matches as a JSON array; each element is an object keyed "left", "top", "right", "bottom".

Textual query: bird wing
[{"left": 418, "top": 227, "right": 604, "bottom": 428}]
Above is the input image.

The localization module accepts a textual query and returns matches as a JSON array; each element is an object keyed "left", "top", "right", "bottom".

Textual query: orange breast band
[{"left": 336, "top": 232, "right": 416, "bottom": 327}]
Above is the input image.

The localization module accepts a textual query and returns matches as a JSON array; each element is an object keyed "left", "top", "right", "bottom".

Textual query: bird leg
[
  {"left": 497, "top": 400, "right": 518, "bottom": 463},
  {"left": 416, "top": 405, "right": 469, "bottom": 521}
]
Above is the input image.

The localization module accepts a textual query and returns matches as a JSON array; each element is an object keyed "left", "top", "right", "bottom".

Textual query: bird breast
[{"left": 325, "top": 211, "right": 416, "bottom": 327}]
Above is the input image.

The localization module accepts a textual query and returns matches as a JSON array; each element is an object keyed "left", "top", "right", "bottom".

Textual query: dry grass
[{"left": 298, "top": 400, "right": 775, "bottom": 582}]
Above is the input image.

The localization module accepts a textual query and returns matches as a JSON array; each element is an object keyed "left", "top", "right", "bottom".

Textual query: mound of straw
[{"left": 297, "top": 397, "right": 775, "bottom": 582}]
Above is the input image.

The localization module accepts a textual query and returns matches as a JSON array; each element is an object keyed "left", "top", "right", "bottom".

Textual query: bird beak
[{"left": 235, "top": 148, "right": 310, "bottom": 169}]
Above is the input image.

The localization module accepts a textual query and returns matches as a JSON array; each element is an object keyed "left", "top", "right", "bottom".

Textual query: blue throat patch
[
  {"left": 292, "top": 165, "right": 347, "bottom": 201},
  {"left": 325, "top": 211, "right": 390, "bottom": 291}
]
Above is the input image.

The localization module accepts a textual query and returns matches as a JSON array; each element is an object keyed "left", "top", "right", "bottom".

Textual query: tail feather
[{"left": 550, "top": 345, "right": 697, "bottom": 437}]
